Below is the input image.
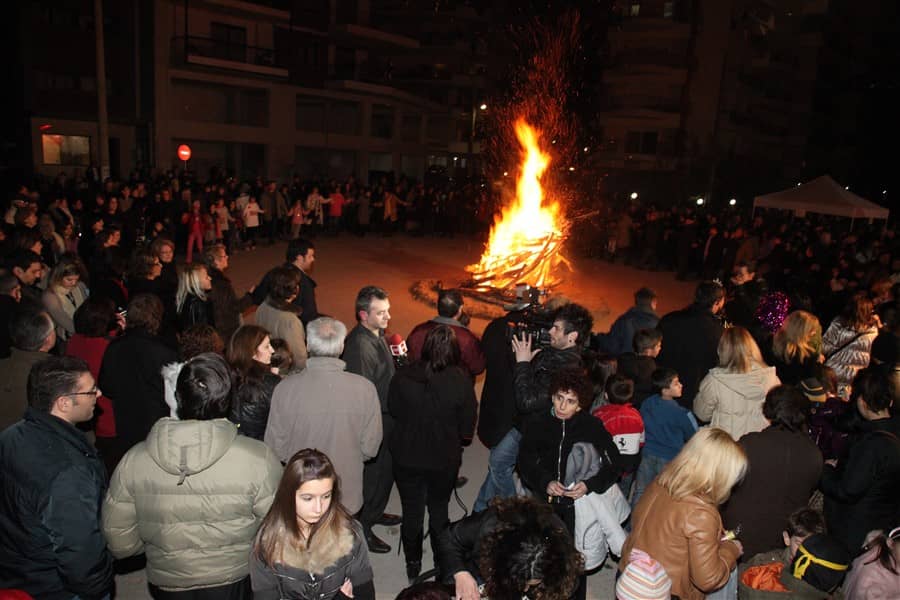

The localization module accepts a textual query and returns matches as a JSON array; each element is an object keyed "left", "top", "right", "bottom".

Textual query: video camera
[{"left": 505, "top": 284, "right": 555, "bottom": 350}]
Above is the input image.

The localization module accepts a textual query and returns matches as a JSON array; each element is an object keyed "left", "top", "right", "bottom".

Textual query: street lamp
[
  {"left": 630, "top": 192, "right": 639, "bottom": 200},
  {"left": 696, "top": 198, "right": 705, "bottom": 206},
  {"left": 729, "top": 198, "right": 737, "bottom": 206}
]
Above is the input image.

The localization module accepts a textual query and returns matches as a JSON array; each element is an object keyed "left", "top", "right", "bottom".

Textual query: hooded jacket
[
  {"left": 102, "top": 418, "right": 283, "bottom": 591},
  {"left": 693, "top": 366, "right": 780, "bottom": 440}
]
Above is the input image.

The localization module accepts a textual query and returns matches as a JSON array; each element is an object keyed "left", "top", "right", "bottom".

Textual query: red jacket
[
  {"left": 407, "top": 318, "right": 486, "bottom": 377},
  {"left": 66, "top": 334, "right": 116, "bottom": 437}
]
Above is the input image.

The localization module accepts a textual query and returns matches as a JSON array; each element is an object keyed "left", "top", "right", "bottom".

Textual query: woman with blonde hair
[
  {"left": 693, "top": 326, "right": 780, "bottom": 440},
  {"left": 621, "top": 427, "right": 748, "bottom": 600},
  {"left": 771, "top": 310, "right": 822, "bottom": 385},
  {"left": 822, "top": 292, "right": 880, "bottom": 395},
  {"left": 250, "top": 449, "right": 374, "bottom": 600},
  {"left": 42, "top": 254, "right": 89, "bottom": 342},
  {"left": 176, "top": 263, "right": 213, "bottom": 330}
]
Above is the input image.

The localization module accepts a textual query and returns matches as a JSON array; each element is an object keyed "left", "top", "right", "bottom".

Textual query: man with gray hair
[
  {"left": 0, "top": 310, "right": 57, "bottom": 432},
  {"left": 264, "top": 317, "right": 382, "bottom": 518}
]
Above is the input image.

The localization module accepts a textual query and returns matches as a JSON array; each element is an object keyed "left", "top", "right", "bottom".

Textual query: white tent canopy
[{"left": 753, "top": 176, "right": 890, "bottom": 221}]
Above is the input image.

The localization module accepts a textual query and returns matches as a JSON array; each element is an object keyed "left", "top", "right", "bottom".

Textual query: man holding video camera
[{"left": 473, "top": 301, "right": 593, "bottom": 511}]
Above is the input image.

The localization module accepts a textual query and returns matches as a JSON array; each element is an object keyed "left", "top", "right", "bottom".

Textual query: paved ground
[{"left": 115, "top": 234, "right": 695, "bottom": 599}]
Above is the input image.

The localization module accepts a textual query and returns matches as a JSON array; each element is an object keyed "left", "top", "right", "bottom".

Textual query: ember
[{"left": 465, "top": 119, "right": 571, "bottom": 294}]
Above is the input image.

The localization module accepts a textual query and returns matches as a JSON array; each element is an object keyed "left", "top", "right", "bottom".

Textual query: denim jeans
[
  {"left": 631, "top": 453, "right": 669, "bottom": 509},
  {"left": 706, "top": 568, "right": 738, "bottom": 599},
  {"left": 473, "top": 428, "right": 522, "bottom": 512}
]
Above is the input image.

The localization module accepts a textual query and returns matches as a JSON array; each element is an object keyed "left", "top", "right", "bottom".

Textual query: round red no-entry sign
[{"left": 177, "top": 144, "right": 192, "bottom": 161}]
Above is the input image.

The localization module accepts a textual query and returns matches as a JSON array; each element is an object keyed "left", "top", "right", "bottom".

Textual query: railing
[{"left": 172, "top": 36, "right": 284, "bottom": 70}]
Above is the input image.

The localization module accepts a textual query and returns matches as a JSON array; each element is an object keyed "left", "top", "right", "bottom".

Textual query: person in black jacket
[
  {"left": 0, "top": 355, "right": 114, "bottom": 598},
  {"left": 519, "top": 368, "right": 620, "bottom": 600},
  {"left": 389, "top": 325, "right": 477, "bottom": 582},
  {"left": 656, "top": 280, "right": 725, "bottom": 409},
  {"left": 436, "top": 496, "right": 583, "bottom": 600},
  {"left": 202, "top": 244, "right": 254, "bottom": 344},
  {"left": 227, "top": 325, "right": 280, "bottom": 441},
  {"left": 176, "top": 263, "right": 214, "bottom": 331},
  {"left": 820, "top": 365, "right": 900, "bottom": 553},
  {"left": 98, "top": 293, "right": 178, "bottom": 454},
  {"left": 473, "top": 302, "right": 592, "bottom": 512}
]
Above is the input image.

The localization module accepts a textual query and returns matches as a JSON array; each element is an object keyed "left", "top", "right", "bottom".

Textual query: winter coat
[
  {"left": 102, "top": 417, "right": 282, "bottom": 591},
  {"left": 388, "top": 363, "right": 477, "bottom": 472},
  {"left": 622, "top": 481, "right": 741, "bottom": 600},
  {"left": 0, "top": 408, "right": 113, "bottom": 599},
  {"left": 99, "top": 329, "right": 178, "bottom": 450},
  {"left": 251, "top": 264, "right": 319, "bottom": 326},
  {"left": 738, "top": 549, "right": 838, "bottom": 600},
  {"left": 842, "top": 541, "right": 900, "bottom": 599},
  {"left": 177, "top": 293, "right": 214, "bottom": 331},
  {"left": 657, "top": 305, "right": 724, "bottom": 408},
  {"left": 231, "top": 372, "right": 280, "bottom": 441},
  {"left": 822, "top": 319, "right": 879, "bottom": 390},
  {"left": 808, "top": 396, "right": 851, "bottom": 461},
  {"left": 42, "top": 281, "right": 89, "bottom": 340},
  {"left": 264, "top": 357, "right": 382, "bottom": 514},
  {"left": 0, "top": 348, "right": 49, "bottom": 432},
  {"left": 771, "top": 354, "right": 821, "bottom": 387},
  {"left": 250, "top": 519, "right": 374, "bottom": 600},
  {"left": 518, "top": 409, "right": 621, "bottom": 506},
  {"left": 693, "top": 366, "right": 780, "bottom": 439},
  {"left": 721, "top": 426, "right": 823, "bottom": 558},
  {"left": 594, "top": 306, "right": 659, "bottom": 356},
  {"left": 208, "top": 267, "right": 253, "bottom": 343},
  {"left": 254, "top": 300, "right": 307, "bottom": 371},
  {"left": 406, "top": 318, "right": 486, "bottom": 377},
  {"left": 820, "top": 415, "right": 900, "bottom": 552},
  {"left": 66, "top": 333, "right": 116, "bottom": 437},
  {"left": 342, "top": 324, "right": 395, "bottom": 412},
  {"left": 616, "top": 352, "right": 656, "bottom": 407},
  {"left": 514, "top": 346, "right": 583, "bottom": 416},
  {"left": 476, "top": 311, "right": 521, "bottom": 447}
]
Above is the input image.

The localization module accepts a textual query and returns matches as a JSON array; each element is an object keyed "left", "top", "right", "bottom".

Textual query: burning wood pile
[{"left": 463, "top": 119, "right": 571, "bottom": 297}]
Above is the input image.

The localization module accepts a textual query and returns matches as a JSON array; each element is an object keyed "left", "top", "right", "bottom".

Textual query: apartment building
[{"left": 154, "top": 0, "right": 491, "bottom": 182}]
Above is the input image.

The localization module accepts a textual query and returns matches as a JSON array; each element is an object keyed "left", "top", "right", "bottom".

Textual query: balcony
[
  {"left": 172, "top": 36, "right": 288, "bottom": 78},
  {"left": 194, "top": 0, "right": 290, "bottom": 21},
  {"left": 329, "top": 23, "right": 419, "bottom": 50}
]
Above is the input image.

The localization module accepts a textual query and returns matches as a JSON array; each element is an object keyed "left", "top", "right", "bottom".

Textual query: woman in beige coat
[{"left": 693, "top": 326, "right": 780, "bottom": 440}]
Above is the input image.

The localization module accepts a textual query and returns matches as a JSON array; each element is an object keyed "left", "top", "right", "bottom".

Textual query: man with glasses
[
  {"left": 0, "top": 356, "right": 113, "bottom": 599},
  {"left": 203, "top": 244, "right": 254, "bottom": 344}
]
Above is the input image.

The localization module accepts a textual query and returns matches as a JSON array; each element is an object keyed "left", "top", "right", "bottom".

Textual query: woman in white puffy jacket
[
  {"left": 823, "top": 292, "right": 880, "bottom": 396},
  {"left": 693, "top": 326, "right": 781, "bottom": 440}
]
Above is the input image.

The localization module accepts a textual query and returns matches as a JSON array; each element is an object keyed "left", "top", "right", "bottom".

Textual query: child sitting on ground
[
  {"left": 631, "top": 368, "right": 697, "bottom": 508},
  {"left": 740, "top": 529, "right": 850, "bottom": 598},
  {"left": 593, "top": 374, "right": 644, "bottom": 501}
]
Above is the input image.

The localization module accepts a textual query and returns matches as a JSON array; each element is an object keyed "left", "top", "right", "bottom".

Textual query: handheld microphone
[{"left": 387, "top": 333, "right": 408, "bottom": 357}]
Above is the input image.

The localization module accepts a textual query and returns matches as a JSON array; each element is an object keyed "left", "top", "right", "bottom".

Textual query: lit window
[
  {"left": 664, "top": 1, "right": 675, "bottom": 18},
  {"left": 630, "top": 3, "right": 641, "bottom": 17},
  {"left": 42, "top": 134, "right": 91, "bottom": 166}
]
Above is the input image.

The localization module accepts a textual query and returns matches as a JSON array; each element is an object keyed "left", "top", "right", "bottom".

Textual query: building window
[
  {"left": 42, "top": 134, "right": 90, "bottom": 166},
  {"left": 401, "top": 113, "right": 421, "bottom": 143},
  {"left": 625, "top": 131, "right": 659, "bottom": 155},
  {"left": 210, "top": 22, "right": 247, "bottom": 62},
  {"left": 664, "top": 1, "right": 675, "bottom": 18},
  {"left": 328, "top": 101, "right": 361, "bottom": 136},
  {"left": 296, "top": 97, "right": 326, "bottom": 132},
  {"left": 629, "top": 3, "right": 641, "bottom": 17},
  {"left": 371, "top": 104, "right": 394, "bottom": 139}
]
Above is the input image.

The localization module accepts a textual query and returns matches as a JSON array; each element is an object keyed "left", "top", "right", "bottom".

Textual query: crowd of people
[{"left": 0, "top": 170, "right": 898, "bottom": 600}]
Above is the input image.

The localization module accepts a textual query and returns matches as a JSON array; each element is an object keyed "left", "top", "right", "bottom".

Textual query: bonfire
[{"left": 465, "top": 119, "right": 571, "bottom": 294}]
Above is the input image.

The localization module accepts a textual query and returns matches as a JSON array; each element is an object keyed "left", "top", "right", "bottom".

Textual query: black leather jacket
[
  {"left": 230, "top": 372, "right": 280, "bottom": 441},
  {"left": 177, "top": 293, "right": 214, "bottom": 331}
]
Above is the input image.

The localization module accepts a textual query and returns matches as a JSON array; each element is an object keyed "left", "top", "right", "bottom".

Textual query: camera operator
[{"left": 473, "top": 301, "right": 594, "bottom": 511}]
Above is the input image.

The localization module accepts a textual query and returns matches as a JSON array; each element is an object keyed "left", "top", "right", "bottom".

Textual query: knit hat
[
  {"left": 800, "top": 378, "right": 827, "bottom": 403},
  {"left": 789, "top": 534, "right": 851, "bottom": 593},
  {"left": 616, "top": 548, "right": 672, "bottom": 600}
]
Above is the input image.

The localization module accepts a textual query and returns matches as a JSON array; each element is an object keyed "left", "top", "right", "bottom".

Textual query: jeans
[
  {"left": 631, "top": 453, "right": 669, "bottom": 509},
  {"left": 706, "top": 568, "right": 738, "bottom": 599},
  {"left": 473, "top": 428, "right": 522, "bottom": 512},
  {"left": 618, "top": 471, "right": 636, "bottom": 503}
]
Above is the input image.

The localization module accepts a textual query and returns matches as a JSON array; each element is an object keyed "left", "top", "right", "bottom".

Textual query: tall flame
[{"left": 466, "top": 119, "right": 567, "bottom": 291}]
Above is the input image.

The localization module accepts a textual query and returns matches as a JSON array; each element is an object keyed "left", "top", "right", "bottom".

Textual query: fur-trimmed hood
[{"left": 278, "top": 520, "right": 354, "bottom": 575}]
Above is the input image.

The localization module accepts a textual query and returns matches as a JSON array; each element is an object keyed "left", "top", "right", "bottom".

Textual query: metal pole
[{"left": 94, "top": 0, "right": 110, "bottom": 180}]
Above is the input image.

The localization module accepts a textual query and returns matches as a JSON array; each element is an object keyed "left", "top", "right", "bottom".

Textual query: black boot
[{"left": 406, "top": 560, "right": 422, "bottom": 583}]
